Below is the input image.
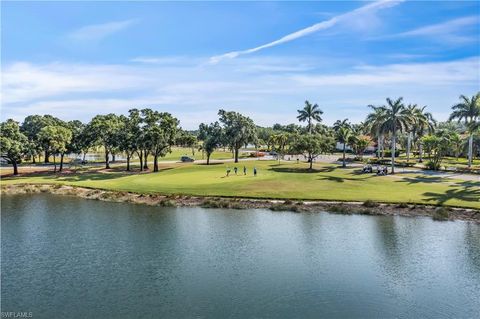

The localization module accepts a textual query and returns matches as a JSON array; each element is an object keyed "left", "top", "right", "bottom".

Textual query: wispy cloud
[
  {"left": 68, "top": 19, "right": 137, "bottom": 42},
  {"left": 2, "top": 55, "right": 478, "bottom": 127},
  {"left": 209, "top": 0, "right": 404, "bottom": 63},
  {"left": 291, "top": 57, "right": 479, "bottom": 86},
  {"left": 380, "top": 16, "right": 479, "bottom": 44}
]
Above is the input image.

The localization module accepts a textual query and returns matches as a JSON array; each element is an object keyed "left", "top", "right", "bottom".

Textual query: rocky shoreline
[{"left": 1, "top": 184, "right": 479, "bottom": 223}]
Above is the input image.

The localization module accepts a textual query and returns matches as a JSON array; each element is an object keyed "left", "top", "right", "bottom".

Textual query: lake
[{"left": 1, "top": 194, "right": 479, "bottom": 318}]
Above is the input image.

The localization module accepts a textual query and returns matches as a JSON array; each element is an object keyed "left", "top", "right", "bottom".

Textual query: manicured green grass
[
  {"left": 2, "top": 161, "right": 478, "bottom": 209},
  {"left": 22, "top": 147, "right": 248, "bottom": 165}
]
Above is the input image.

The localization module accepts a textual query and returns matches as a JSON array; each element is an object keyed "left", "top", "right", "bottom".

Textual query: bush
[
  {"left": 396, "top": 202, "right": 409, "bottom": 208},
  {"left": 383, "top": 150, "right": 401, "bottom": 158},
  {"left": 425, "top": 161, "right": 441, "bottom": 171},
  {"left": 159, "top": 199, "right": 176, "bottom": 207},
  {"left": 363, "top": 200, "right": 379, "bottom": 208},
  {"left": 432, "top": 207, "right": 450, "bottom": 221},
  {"left": 269, "top": 203, "right": 300, "bottom": 212},
  {"left": 329, "top": 205, "right": 351, "bottom": 214}
]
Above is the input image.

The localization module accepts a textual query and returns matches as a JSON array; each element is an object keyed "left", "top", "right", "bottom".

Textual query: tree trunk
[
  {"left": 380, "top": 134, "right": 385, "bottom": 159},
  {"left": 342, "top": 143, "right": 346, "bottom": 168},
  {"left": 38, "top": 154, "right": 42, "bottom": 163},
  {"left": 138, "top": 151, "right": 143, "bottom": 171},
  {"left": 12, "top": 160, "right": 18, "bottom": 175},
  {"left": 32, "top": 155, "right": 36, "bottom": 164},
  {"left": 419, "top": 143, "right": 423, "bottom": 163},
  {"left": 59, "top": 153, "right": 64, "bottom": 172},
  {"left": 112, "top": 153, "right": 116, "bottom": 162},
  {"left": 468, "top": 134, "right": 473, "bottom": 168},
  {"left": 207, "top": 153, "right": 211, "bottom": 165},
  {"left": 391, "top": 129, "right": 396, "bottom": 174},
  {"left": 234, "top": 148, "right": 239, "bottom": 163},
  {"left": 53, "top": 155, "right": 57, "bottom": 173},
  {"left": 153, "top": 155, "right": 159, "bottom": 172},
  {"left": 407, "top": 132, "right": 412, "bottom": 162},
  {"left": 44, "top": 150, "right": 50, "bottom": 163},
  {"left": 105, "top": 150, "right": 110, "bottom": 169},
  {"left": 83, "top": 152, "right": 86, "bottom": 162},
  {"left": 143, "top": 150, "right": 149, "bottom": 169},
  {"left": 377, "top": 133, "right": 381, "bottom": 158},
  {"left": 126, "top": 154, "right": 131, "bottom": 171},
  {"left": 309, "top": 154, "right": 313, "bottom": 170}
]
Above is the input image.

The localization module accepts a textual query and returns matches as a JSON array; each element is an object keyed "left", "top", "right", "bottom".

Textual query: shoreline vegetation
[{"left": 2, "top": 184, "right": 479, "bottom": 223}]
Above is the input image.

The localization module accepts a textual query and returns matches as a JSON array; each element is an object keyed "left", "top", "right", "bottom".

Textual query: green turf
[
  {"left": 22, "top": 147, "right": 249, "bottom": 165},
  {"left": 2, "top": 161, "right": 478, "bottom": 209}
]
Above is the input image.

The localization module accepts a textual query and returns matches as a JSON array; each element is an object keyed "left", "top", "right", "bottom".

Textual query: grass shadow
[
  {"left": 398, "top": 176, "right": 447, "bottom": 184},
  {"left": 269, "top": 166, "right": 336, "bottom": 174},
  {"left": 423, "top": 186, "right": 480, "bottom": 205}
]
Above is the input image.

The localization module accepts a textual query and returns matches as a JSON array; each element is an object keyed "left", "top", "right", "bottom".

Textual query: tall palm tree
[
  {"left": 449, "top": 93, "right": 480, "bottom": 168},
  {"left": 297, "top": 100, "right": 323, "bottom": 133},
  {"left": 404, "top": 104, "right": 419, "bottom": 162},
  {"left": 412, "top": 106, "right": 436, "bottom": 163},
  {"left": 365, "top": 106, "right": 387, "bottom": 159},
  {"left": 337, "top": 125, "right": 352, "bottom": 168},
  {"left": 377, "top": 97, "right": 410, "bottom": 174}
]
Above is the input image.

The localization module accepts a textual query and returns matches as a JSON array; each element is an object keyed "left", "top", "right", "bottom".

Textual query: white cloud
[
  {"left": 379, "top": 16, "right": 479, "bottom": 44},
  {"left": 68, "top": 19, "right": 137, "bottom": 42},
  {"left": 2, "top": 56, "right": 478, "bottom": 128},
  {"left": 209, "top": 0, "right": 404, "bottom": 63},
  {"left": 292, "top": 57, "right": 479, "bottom": 86}
]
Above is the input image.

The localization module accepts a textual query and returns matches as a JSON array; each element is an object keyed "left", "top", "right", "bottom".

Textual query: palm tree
[
  {"left": 337, "top": 125, "right": 352, "bottom": 168},
  {"left": 404, "top": 104, "right": 418, "bottom": 162},
  {"left": 377, "top": 97, "right": 410, "bottom": 174},
  {"left": 450, "top": 132, "right": 464, "bottom": 160},
  {"left": 333, "top": 118, "right": 351, "bottom": 132},
  {"left": 272, "top": 132, "right": 289, "bottom": 162},
  {"left": 412, "top": 106, "right": 436, "bottom": 163},
  {"left": 297, "top": 100, "right": 323, "bottom": 133},
  {"left": 449, "top": 93, "right": 480, "bottom": 168},
  {"left": 365, "top": 106, "right": 387, "bottom": 159}
]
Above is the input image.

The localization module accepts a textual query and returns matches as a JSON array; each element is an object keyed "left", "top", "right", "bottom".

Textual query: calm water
[{"left": 1, "top": 195, "right": 479, "bottom": 319}]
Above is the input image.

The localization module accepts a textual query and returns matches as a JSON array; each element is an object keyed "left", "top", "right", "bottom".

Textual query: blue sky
[{"left": 2, "top": 0, "right": 479, "bottom": 129}]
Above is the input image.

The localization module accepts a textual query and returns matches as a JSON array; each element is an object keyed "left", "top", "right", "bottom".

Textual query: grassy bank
[
  {"left": 1, "top": 161, "right": 479, "bottom": 209},
  {"left": 2, "top": 184, "right": 479, "bottom": 222}
]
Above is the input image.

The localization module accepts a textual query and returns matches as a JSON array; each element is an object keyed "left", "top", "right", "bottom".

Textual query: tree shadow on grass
[
  {"left": 197, "top": 163, "right": 224, "bottom": 166},
  {"left": 3, "top": 168, "right": 175, "bottom": 183},
  {"left": 397, "top": 176, "right": 447, "bottom": 185},
  {"left": 317, "top": 174, "right": 371, "bottom": 183},
  {"left": 269, "top": 166, "right": 336, "bottom": 174},
  {"left": 423, "top": 186, "right": 480, "bottom": 205}
]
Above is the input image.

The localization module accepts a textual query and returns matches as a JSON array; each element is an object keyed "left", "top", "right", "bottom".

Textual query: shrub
[
  {"left": 396, "top": 202, "right": 409, "bottom": 208},
  {"left": 363, "top": 200, "right": 379, "bottom": 208},
  {"left": 159, "top": 199, "right": 176, "bottom": 207},
  {"left": 269, "top": 203, "right": 300, "bottom": 212},
  {"left": 432, "top": 207, "right": 450, "bottom": 221},
  {"left": 329, "top": 205, "right": 351, "bottom": 214},
  {"left": 201, "top": 198, "right": 230, "bottom": 208},
  {"left": 425, "top": 161, "right": 440, "bottom": 171}
]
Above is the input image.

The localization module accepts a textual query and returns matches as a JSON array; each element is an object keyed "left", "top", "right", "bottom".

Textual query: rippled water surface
[{"left": 2, "top": 194, "right": 479, "bottom": 318}]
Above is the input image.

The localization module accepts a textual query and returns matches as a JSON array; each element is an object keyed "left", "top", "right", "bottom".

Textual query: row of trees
[{"left": 1, "top": 93, "right": 479, "bottom": 175}]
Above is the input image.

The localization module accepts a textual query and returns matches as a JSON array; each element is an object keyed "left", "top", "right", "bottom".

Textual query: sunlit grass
[{"left": 2, "top": 160, "right": 478, "bottom": 209}]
